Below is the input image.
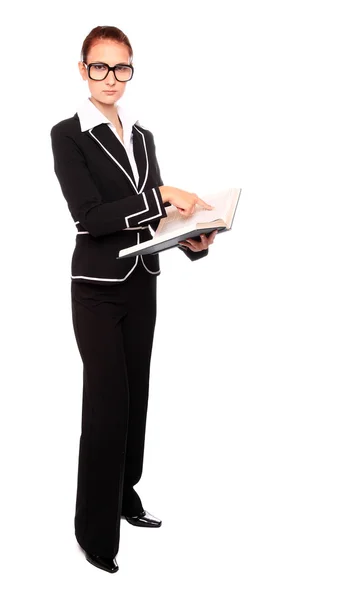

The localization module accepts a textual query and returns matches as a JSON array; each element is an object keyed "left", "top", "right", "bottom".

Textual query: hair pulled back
[{"left": 80, "top": 25, "right": 133, "bottom": 64}]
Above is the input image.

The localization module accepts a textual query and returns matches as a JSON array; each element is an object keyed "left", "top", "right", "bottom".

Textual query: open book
[{"left": 117, "top": 187, "right": 241, "bottom": 259}]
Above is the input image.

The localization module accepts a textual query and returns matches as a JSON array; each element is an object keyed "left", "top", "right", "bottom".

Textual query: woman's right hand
[{"left": 159, "top": 186, "right": 214, "bottom": 217}]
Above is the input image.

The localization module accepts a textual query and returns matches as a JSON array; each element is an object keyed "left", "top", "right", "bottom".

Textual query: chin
[
  {"left": 104, "top": 93, "right": 121, "bottom": 103},
  {"left": 96, "top": 95, "right": 117, "bottom": 105}
]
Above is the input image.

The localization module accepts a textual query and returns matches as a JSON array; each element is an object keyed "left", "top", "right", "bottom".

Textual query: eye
[{"left": 93, "top": 64, "right": 106, "bottom": 71}]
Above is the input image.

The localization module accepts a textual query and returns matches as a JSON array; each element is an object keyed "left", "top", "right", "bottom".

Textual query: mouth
[{"left": 104, "top": 90, "right": 117, "bottom": 94}]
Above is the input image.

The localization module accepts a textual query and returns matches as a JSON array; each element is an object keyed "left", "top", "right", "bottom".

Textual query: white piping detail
[
  {"left": 71, "top": 230, "right": 160, "bottom": 280},
  {"left": 133, "top": 126, "right": 149, "bottom": 191},
  {"left": 88, "top": 126, "right": 150, "bottom": 195},
  {"left": 71, "top": 232, "right": 140, "bottom": 282},
  {"left": 82, "top": 125, "right": 159, "bottom": 230},
  {"left": 88, "top": 128, "right": 139, "bottom": 193},
  {"left": 139, "top": 225, "right": 160, "bottom": 274},
  {"left": 76, "top": 227, "right": 149, "bottom": 234},
  {"left": 140, "top": 253, "right": 160, "bottom": 275},
  {"left": 75, "top": 220, "right": 80, "bottom": 225},
  {"left": 125, "top": 192, "right": 150, "bottom": 227},
  {"left": 108, "top": 125, "right": 126, "bottom": 151},
  {"left": 137, "top": 188, "right": 163, "bottom": 224},
  {"left": 123, "top": 226, "right": 149, "bottom": 230}
]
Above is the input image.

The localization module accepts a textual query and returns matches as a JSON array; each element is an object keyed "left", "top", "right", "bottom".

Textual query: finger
[
  {"left": 208, "top": 229, "right": 218, "bottom": 242},
  {"left": 180, "top": 241, "right": 201, "bottom": 252},
  {"left": 178, "top": 206, "right": 195, "bottom": 217},
  {"left": 199, "top": 234, "right": 209, "bottom": 248},
  {"left": 183, "top": 238, "right": 200, "bottom": 251},
  {"left": 195, "top": 197, "right": 215, "bottom": 210}
]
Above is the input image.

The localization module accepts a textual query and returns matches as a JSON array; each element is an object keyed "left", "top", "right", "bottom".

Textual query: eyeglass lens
[{"left": 89, "top": 64, "right": 133, "bottom": 81}]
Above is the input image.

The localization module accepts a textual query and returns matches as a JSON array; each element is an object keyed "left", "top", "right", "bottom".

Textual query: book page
[{"left": 155, "top": 188, "right": 237, "bottom": 238}]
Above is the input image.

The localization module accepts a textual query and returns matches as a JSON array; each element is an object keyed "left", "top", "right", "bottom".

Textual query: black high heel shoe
[
  {"left": 122, "top": 509, "right": 162, "bottom": 527},
  {"left": 85, "top": 551, "right": 119, "bottom": 573}
]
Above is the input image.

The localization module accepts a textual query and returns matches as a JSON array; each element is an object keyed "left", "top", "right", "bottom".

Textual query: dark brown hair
[{"left": 80, "top": 26, "right": 133, "bottom": 65}]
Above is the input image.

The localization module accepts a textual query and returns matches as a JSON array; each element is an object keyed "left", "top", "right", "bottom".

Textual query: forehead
[{"left": 87, "top": 41, "right": 130, "bottom": 63}]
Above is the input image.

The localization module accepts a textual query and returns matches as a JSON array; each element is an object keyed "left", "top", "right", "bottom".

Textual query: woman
[{"left": 50, "top": 25, "right": 218, "bottom": 574}]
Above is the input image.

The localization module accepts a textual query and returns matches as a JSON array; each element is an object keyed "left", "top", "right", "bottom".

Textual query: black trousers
[{"left": 71, "top": 258, "right": 157, "bottom": 558}]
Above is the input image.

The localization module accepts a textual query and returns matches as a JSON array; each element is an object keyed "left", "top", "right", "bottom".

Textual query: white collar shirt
[{"left": 76, "top": 96, "right": 140, "bottom": 188}]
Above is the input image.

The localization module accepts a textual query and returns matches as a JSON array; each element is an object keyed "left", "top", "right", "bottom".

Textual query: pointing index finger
[{"left": 196, "top": 198, "right": 214, "bottom": 210}]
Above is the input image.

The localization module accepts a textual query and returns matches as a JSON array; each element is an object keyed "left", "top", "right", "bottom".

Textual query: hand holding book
[
  {"left": 158, "top": 185, "right": 215, "bottom": 216},
  {"left": 178, "top": 229, "right": 219, "bottom": 251},
  {"left": 158, "top": 185, "right": 220, "bottom": 251},
  {"left": 118, "top": 188, "right": 241, "bottom": 259}
]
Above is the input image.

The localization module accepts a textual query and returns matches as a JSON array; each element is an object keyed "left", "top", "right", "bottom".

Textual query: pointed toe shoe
[{"left": 123, "top": 509, "right": 162, "bottom": 527}]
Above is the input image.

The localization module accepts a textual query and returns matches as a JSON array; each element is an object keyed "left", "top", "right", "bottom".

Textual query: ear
[{"left": 78, "top": 61, "right": 87, "bottom": 81}]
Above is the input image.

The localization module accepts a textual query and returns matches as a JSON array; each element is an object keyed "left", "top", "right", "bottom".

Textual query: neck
[{"left": 89, "top": 96, "right": 119, "bottom": 123}]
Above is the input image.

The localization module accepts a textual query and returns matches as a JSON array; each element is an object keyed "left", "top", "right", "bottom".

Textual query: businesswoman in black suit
[{"left": 50, "top": 25, "right": 218, "bottom": 574}]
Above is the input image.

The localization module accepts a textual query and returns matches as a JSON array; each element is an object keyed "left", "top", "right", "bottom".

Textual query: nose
[{"left": 107, "top": 70, "right": 116, "bottom": 84}]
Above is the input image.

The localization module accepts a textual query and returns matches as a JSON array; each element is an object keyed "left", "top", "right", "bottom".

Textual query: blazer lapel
[
  {"left": 86, "top": 123, "right": 149, "bottom": 195},
  {"left": 132, "top": 125, "right": 148, "bottom": 191}
]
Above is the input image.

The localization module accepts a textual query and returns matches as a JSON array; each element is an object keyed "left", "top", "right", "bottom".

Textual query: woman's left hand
[{"left": 178, "top": 229, "right": 218, "bottom": 252}]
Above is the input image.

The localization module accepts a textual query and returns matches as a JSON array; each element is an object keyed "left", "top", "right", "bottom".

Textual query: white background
[{"left": 1, "top": 0, "right": 340, "bottom": 597}]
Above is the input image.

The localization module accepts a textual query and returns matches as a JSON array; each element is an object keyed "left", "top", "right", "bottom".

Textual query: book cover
[{"left": 117, "top": 187, "right": 241, "bottom": 259}]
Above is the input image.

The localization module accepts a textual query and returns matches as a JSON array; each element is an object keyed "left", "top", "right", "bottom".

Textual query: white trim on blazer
[
  {"left": 70, "top": 232, "right": 160, "bottom": 281},
  {"left": 76, "top": 96, "right": 155, "bottom": 233}
]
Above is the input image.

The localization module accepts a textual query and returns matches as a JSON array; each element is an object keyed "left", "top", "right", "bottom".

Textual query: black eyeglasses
[{"left": 83, "top": 62, "right": 134, "bottom": 82}]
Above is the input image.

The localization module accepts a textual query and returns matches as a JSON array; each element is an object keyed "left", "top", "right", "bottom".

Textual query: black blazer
[{"left": 50, "top": 112, "right": 209, "bottom": 284}]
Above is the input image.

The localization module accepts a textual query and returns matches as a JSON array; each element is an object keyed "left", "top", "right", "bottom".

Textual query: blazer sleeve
[
  {"left": 50, "top": 125, "right": 168, "bottom": 238},
  {"left": 149, "top": 134, "right": 209, "bottom": 262}
]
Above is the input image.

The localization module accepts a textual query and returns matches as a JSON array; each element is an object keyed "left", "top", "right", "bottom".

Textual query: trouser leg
[
  {"left": 71, "top": 281, "right": 130, "bottom": 558},
  {"left": 120, "top": 261, "right": 157, "bottom": 516}
]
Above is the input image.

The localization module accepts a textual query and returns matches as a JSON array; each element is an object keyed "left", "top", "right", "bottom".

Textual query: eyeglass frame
[{"left": 82, "top": 61, "right": 134, "bottom": 82}]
